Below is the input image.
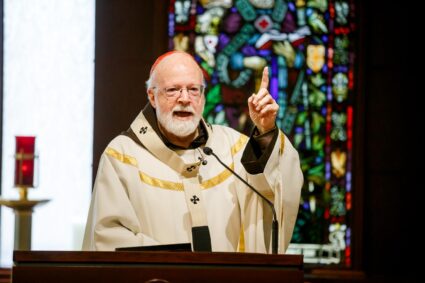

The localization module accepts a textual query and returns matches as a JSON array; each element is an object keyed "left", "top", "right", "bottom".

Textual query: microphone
[{"left": 202, "top": 146, "right": 279, "bottom": 254}]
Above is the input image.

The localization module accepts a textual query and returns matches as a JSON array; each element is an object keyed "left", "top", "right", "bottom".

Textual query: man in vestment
[{"left": 83, "top": 51, "right": 303, "bottom": 253}]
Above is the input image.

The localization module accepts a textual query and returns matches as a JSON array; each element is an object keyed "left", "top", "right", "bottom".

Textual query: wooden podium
[{"left": 12, "top": 251, "right": 303, "bottom": 283}]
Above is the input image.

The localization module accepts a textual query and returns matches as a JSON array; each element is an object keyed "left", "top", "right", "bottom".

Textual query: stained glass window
[{"left": 168, "top": 0, "right": 356, "bottom": 266}]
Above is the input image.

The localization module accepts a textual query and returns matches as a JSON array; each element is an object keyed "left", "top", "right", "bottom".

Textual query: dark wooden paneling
[
  {"left": 0, "top": 0, "right": 4, "bottom": 260},
  {"left": 13, "top": 266, "right": 302, "bottom": 283},
  {"left": 93, "top": 0, "right": 168, "bottom": 180},
  {"left": 362, "top": 0, "right": 422, "bottom": 281},
  {"left": 12, "top": 251, "right": 303, "bottom": 283},
  {"left": 0, "top": 268, "right": 11, "bottom": 283}
]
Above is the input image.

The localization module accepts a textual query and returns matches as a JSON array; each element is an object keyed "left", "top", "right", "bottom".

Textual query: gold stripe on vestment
[
  {"left": 231, "top": 135, "right": 248, "bottom": 157},
  {"left": 238, "top": 224, "right": 245, "bottom": 252},
  {"left": 279, "top": 131, "right": 285, "bottom": 156},
  {"left": 139, "top": 172, "right": 184, "bottom": 191},
  {"left": 106, "top": 137, "right": 242, "bottom": 191},
  {"left": 105, "top": 147, "right": 138, "bottom": 167},
  {"left": 200, "top": 163, "right": 234, "bottom": 189},
  {"left": 138, "top": 163, "right": 234, "bottom": 191}
]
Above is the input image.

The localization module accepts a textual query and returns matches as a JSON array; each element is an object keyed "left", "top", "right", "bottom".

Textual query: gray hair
[
  {"left": 145, "top": 77, "right": 153, "bottom": 90},
  {"left": 145, "top": 74, "right": 207, "bottom": 91}
]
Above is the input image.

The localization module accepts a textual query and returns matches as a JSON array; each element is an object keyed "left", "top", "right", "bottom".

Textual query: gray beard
[{"left": 156, "top": 104, "right": 201, "bottom": 137}]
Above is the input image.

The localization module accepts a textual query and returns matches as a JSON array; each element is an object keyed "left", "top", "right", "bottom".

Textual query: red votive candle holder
[{"left": 14, "top": 136, "right": 36, "bottom": 187}]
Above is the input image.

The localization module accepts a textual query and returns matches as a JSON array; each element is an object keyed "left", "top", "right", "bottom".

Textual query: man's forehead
[{"left": 150, "top": 51, "right": 197, "bottom": 75}]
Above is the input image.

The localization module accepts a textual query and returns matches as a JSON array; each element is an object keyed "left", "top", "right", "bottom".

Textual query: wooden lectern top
[{"left": 13, "top": 250, "right": 303, "bottom": 283}]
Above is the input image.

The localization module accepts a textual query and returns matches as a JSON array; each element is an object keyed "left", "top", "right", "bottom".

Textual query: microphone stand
[{"left": 203, "top": 147, "right": 279, "bottom": 254}]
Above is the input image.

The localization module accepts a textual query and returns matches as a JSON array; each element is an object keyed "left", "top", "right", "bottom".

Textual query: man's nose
[{"left": 177, "top": 88, "right": 191, "bottom": 103}]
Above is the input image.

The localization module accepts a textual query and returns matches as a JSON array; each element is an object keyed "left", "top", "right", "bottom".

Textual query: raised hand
[{"left": 248, "top": 66, "right": 279, "bottom": 134}]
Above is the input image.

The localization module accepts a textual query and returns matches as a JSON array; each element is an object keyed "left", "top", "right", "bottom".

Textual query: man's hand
[{"left": 248, "top": 67, "right": 279, "bottom": 134}]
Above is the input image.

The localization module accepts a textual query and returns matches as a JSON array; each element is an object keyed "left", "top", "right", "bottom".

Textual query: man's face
[{"left": 148, "top": 54, "right": 205, "bottom": 138}]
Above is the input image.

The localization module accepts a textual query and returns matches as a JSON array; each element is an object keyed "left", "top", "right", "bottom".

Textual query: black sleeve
[{"left": 241, "top": 127, "right": 279, "bottom": 174}]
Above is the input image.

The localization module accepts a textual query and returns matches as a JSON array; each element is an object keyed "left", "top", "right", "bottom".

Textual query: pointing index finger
[{"left": 260, "top": 66, "right": 269, "bottom": 90}]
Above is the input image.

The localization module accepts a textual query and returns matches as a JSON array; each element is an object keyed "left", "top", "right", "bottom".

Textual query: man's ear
[{"left": 147, "top": 89, "right": 156, "bottom": 108}]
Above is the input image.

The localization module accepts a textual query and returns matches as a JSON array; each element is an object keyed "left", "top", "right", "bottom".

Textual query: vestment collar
[{"left": 130, "top": 104, "right": 213, "bottom": 177}]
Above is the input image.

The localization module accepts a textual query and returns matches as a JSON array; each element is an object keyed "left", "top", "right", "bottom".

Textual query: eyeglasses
[{"left": 153, "top": 85, "right": 205, "bottom": 100}]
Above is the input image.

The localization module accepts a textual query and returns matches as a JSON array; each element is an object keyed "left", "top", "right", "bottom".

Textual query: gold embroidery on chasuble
[
  {"left": 279, "top": 131, "right": 285, "bottom": 156},
  {"left": 105, "top": 133, "right": 248, "bottom": 191}
]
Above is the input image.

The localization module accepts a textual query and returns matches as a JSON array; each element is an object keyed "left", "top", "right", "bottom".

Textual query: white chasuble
[{"left": 82, "top": 109, "right": 303, "bottom": 253}]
